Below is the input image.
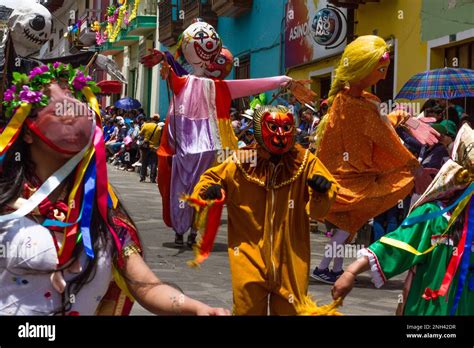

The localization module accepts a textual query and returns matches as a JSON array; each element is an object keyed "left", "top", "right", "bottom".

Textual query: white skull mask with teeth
[
  {"left": 8, "top": 1, "right": 52, "bottom": 57},
  {"left": 181, "top": 21, "right": 222, "bottom": 77}
]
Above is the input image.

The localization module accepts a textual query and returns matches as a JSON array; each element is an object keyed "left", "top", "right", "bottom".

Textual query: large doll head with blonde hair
[
  {"left": 315, "top": 35, "right": 390, "bottom": 148},
  {"left": 328, "top": 35, "right": 389, "bottom": 105}
]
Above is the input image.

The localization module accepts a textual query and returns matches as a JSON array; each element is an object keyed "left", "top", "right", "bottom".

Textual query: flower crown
[{"left": 2, "top": 62, "right": 100, "bottom": 118}]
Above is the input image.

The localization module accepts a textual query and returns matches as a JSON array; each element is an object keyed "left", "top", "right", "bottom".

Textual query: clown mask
[
  {"left": 254, "top": 106, "right": 296, "bottom": 155},
  {"left": 26, "top": 83, "right": 94, "bottom": 154},
  {"left": 204, "top": 47, "right": 233, "bottom": 79},
  {"left": 180, "top": 21, "right": 222, "bottom": 76}
]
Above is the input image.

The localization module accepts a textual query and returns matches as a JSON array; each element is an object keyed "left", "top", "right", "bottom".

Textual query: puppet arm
[
  {"left": 387, "top": 110, "right": 439, "bottom": 146},
  {"left": 225, "top": 75, "right": 292, "bottom": 100}
]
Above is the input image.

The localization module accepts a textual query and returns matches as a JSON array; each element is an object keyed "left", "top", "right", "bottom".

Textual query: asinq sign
[
  {"left": 285, "top": 1, "right": 348, "bottom": 69},
  {"left": 311, "top": 7, "right": 346, "bottom": 47}
]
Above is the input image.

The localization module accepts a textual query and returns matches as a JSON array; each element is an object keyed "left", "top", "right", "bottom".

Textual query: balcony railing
[
  {"left": 181, "top": 0, "right": 217, "bottom": 29},
  {"left": 78, "top": 10, "right": 102, "bottom": 47},
  {"left": 139, "top": 0, "right": 158, "bottom": 16},
  {"left": 127, "top": 0, "right": 158, "bottom": 36},
  {"left": 158, "top": 0, "right": 183, "bottom": 46},
  {"left": 210, "top": 0, "right": 252, "bottom": 17}
]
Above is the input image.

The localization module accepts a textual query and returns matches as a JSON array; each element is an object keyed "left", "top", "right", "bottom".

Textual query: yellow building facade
[{"left": 287, "top": 0, "right": 427, "bottom": 102}]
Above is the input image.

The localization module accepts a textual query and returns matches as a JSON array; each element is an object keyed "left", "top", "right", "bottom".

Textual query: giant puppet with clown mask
[
  {"left": 184, "top": 105, "right": 341, "bottom": 315},
  {"left": 143, "top": 20, "right": 297, "bottom": 243}
]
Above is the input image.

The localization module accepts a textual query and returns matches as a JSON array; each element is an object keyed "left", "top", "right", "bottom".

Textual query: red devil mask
[
  {"left": 204, "top": 47, "right": 233, "bottom": 79},
  {"left": 255, "top": 106, "right": 295, "bottom": 155},
  {"left": 26, "top": 83, "right": 95, "bottom": 154}
]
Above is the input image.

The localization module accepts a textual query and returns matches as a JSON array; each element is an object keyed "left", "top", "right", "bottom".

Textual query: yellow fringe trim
[{"left": 296, "top": 296, "right": 343, "bottom": 316}]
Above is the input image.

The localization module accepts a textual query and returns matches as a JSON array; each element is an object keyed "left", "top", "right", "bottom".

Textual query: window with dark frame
[{"left": 444, "top": 41, "right": 474, "bottom": 118}]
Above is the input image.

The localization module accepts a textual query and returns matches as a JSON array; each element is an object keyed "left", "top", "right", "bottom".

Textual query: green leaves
[
  {"left": 12, "top": 72, "right": 28, "bottom": 85},
  {"left": 4, "top": 62, "right": 100, "bottom": 119},
  {"left": 88, "top": 83, "right": 101, "bottom": 94}
]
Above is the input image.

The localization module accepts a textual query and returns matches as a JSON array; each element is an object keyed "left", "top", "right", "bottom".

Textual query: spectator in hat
[
  {"left": 238, "top": 128, "right": 255, "bottom": 148},
  {"left": 439, "top": 119, "right": 458, "bottom": 154},
  {"left": 419, "top": 123, "right": 452, "bottom": 170},
  {"left": 139, "top": 114, "right": 162, "bottom": 183},
  {"left": 410, "top": 122, "right": 454, "bottom": 202}
]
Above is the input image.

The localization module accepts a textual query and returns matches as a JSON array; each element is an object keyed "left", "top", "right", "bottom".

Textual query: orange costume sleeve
[{"left": 317, "top": 90, "right": 419, "bottom": 236}]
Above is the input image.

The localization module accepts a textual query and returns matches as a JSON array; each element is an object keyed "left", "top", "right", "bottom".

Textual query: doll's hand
[
  {"left": 405, "top": 117, "right": 440, "bottom": 146},
  {"left": 160, "top": 60, "right": 171, "bottom": 80},
  {"left": 307, "top": 175, "right": 331, "bottom": 193},
  {"left": 332, "top": 271, "right": 356, "bottom": 300},
  {"left": 288, "top": 80, "right": 318, "bottom": 105},
  {"left": 203, "top": 185, "right": 223, "bottom": 200}
]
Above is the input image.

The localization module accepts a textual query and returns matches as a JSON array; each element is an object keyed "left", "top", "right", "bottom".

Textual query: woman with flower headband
[
  {"left": 311, "top": 35, "right": 440, "bottom": 285},
  {"left": 0, "top": 62, "right": 229, "bottom": 316}
]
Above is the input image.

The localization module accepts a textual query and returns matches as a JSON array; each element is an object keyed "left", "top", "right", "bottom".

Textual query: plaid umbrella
[{"left": 396, "top": 68, "right": 474, "bottom": 100}]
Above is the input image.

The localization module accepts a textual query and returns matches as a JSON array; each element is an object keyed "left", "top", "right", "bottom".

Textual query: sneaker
[
  {"left": 175, "top": 234, "right": 184, "bottom": 246},
  {"left": 132, "top": 161, "right": 141, "bottom": 167},
  {"left": 311, "top": 267, "right": 336, "bottom": 284},
  {"left": 187, "top": 232, "right": 197, "bottom": 248},
  {"left": 139, "top": 178, "right": 146, "bottom": 182},
  {"left": 331, "top": 269, "right": 344, "bottom": 280}
]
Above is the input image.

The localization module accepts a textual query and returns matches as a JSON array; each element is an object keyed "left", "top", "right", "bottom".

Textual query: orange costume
[{"left": 316, "top": 89, "right": 419, "bottom": 236}]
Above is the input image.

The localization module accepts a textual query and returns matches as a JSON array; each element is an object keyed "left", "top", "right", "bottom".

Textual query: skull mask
[
  {"left": 180, "top": 21, "right": 222, "bottom": 77},
  {"left": 8, "top": 1, "right": 52, "bottom": 57},
  {"left": 204, "top": 46, "right": 234, "bottom": 79}
]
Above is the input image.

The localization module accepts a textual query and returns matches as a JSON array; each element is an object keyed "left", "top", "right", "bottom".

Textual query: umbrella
[
  {"left": 114, "top": 97, "right": 141, "bottom": 110},
  {"left": 97, "top": 80, "right": 123, "bottom": 95},
  {"left": 396, "top": 68, "right": 474, "bottom": 100}
]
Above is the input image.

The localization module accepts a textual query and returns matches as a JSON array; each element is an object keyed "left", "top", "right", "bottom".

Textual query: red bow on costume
[{"left": 38, "top": 198, "right": 69, "bottom": 232}]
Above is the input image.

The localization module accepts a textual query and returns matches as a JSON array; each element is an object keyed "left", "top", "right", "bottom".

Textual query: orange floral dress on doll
[{"left": 316, "top": 89, "right": 419, "bottom": 238}]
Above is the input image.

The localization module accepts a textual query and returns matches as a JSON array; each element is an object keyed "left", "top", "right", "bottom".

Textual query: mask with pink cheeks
[{"left": 26, "top": 83, "right": 94, "bottom": 154}]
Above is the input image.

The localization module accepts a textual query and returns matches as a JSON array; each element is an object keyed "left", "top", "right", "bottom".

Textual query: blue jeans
[{"left": 373, "top": 205, "right": 399, "bottom": 242}]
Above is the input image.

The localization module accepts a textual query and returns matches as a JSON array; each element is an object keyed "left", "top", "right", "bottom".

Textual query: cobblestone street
[{"left": 107, "top": 165, "right": 406, "bottom": 315}]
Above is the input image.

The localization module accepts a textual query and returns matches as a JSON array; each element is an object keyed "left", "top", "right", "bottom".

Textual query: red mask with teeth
[
  {"left": 204, "top": 47, "right": 233, "bottom": 79},
  {"left": 260, "top": 111, "right": 295, "bottom": 155}
]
